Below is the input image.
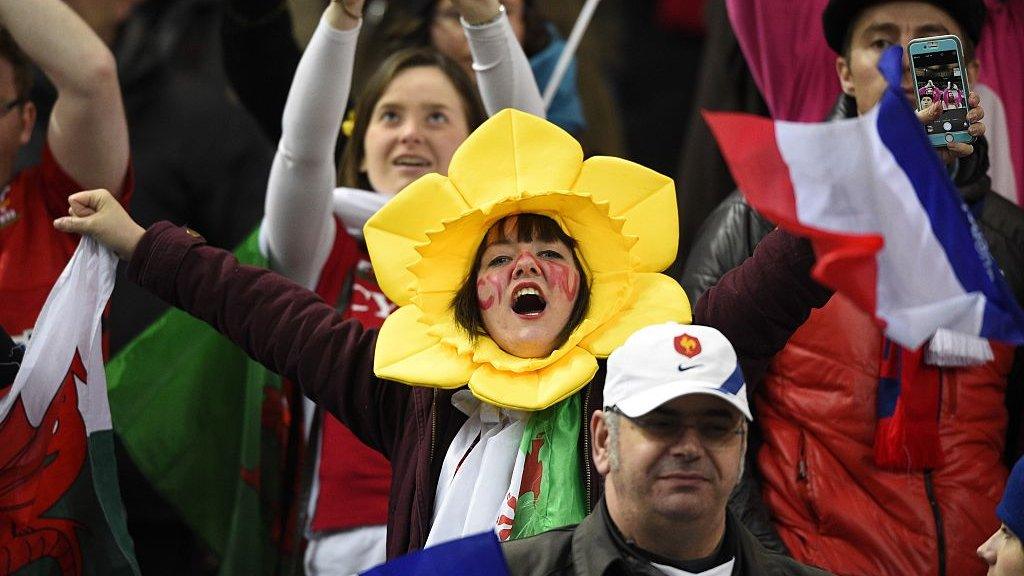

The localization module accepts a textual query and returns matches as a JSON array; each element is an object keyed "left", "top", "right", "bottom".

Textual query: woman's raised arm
[
  {"left": 262, "top": 0, "right": 364, "bottom": 289},
  {"left": 456, "top": 0, "right": 545, "bottom": 117}
]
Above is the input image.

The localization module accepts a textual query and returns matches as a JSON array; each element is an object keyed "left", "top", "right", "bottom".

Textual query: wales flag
[
  {"left": 104, "top": 228, "right": 302, "bottom": 575},
  {"left": 0, "top": 237, "right": 139, "bottom": 575}
]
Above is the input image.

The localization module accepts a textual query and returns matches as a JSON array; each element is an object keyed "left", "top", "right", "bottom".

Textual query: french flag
[
  {"left": 705, "top": 46, "right": 1024, "bottom": 358},
  {"left": 361, "top": 532, "right": 510, "bottom": 576}
]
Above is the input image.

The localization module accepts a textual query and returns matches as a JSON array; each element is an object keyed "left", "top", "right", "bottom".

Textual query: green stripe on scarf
[{"left": 510, "top": 394, "right": 586, "bottom": 539}]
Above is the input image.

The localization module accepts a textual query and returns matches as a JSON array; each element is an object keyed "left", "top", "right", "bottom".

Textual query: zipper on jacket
[
  {"left": 797, "top": 432, "right": 807, "bottom": 481},
  {"left": 583, "top": 385, "right": 593, "bottom": 514},
  {"left": 429, "top": 389, "right": 438, "bottom": 467},
  {"left": 924, "top": 471, "right": 946, "bottom": 576}
]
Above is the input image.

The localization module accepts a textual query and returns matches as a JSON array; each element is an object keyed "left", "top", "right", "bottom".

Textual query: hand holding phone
[{"left": 908, "top": 35, "right": 973, "bottom": 148}]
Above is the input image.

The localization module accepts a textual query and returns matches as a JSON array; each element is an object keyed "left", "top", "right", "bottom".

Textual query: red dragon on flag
[
  {"left": 0, "top": 351, "right": 88, "bottom": 575},
  {"left": 1, "top": 237, "right": 138, "bottom": 575}
]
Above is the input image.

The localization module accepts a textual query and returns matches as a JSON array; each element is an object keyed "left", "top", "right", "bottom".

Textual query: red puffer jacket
[{"left": 757, "top": 295, "right": 1014, "bottom": 576}]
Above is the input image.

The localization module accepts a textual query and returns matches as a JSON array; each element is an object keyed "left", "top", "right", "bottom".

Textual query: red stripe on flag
[
  {"left": 703, "top": 110, "right": 885, "bottom": 323},
  {"left": 702, "top": 110, "right": 798, "bottom": 222}
]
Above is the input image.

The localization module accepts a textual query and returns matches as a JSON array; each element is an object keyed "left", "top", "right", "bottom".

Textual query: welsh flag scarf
[
  {"left": 428, "top": 394, "right": 587, "bottom": 547},
  {"left": 505, "top": 394, "right": 587, "bottom": 540}
]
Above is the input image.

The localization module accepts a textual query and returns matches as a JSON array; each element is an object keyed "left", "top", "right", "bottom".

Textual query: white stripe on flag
[
  {"left": 774, "top": 107, "right": 983, "bottom": 347},
  {"left": 0, "top": 237, "right": 117, "bottom": 432}
]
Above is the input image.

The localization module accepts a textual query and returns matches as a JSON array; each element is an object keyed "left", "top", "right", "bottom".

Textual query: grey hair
[
  {"left": 731, "top": 421, "right": 749, "bottom": 500},
  {"left": 604, "top": 410, "right": 621, "bottom": 470}
]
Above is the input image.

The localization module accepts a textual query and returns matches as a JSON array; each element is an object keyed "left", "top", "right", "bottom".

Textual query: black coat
[{"left": 501, "top": 499, "right": 832, "bottom": 576}]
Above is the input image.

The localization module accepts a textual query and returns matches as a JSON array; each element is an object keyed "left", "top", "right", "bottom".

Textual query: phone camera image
[{"left": 914, "top": 49, "right": 969, "bottom": 136}]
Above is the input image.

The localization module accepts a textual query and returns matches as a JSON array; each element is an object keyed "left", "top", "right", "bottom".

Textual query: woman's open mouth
[
  {"left": 392, "top": 155, "right": 431, "bottom": 169},
  {"left": 512, "top": 286, "right": 547, "bottom": 316}
]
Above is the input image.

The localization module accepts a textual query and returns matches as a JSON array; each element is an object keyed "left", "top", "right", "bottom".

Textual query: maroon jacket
[{"left": 127, "top": 221, "right": 830, "bottom": 559}]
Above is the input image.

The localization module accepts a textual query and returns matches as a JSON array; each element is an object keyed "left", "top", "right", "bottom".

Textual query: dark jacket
[
  {"left": 127, "top": 222, "right": 829, "bottom": 559},
  {"left": 0, "top": 323, "right": 23, "bottom": 389},
  {"left": 501, "top": 499, "right": 831, "bottom": 576}
]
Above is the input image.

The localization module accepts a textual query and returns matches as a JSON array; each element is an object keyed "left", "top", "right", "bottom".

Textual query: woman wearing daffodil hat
[{"left": 55, "top": 110, "right": 830, "bottom": 559}]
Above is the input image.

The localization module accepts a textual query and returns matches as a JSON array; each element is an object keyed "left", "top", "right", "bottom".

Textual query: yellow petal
[
  {"left": 581, "top": 273, "right": 691, "bottom": 357},
  {"left": 468, "top": 328, "right": 586, "bottom": 373},
  {"left": 447, "top": 110, "right": 583, "bottom": 209},
  {"left": 584, "top": 271, "right": 633, "bottom": 328},
  {"left": 469, "top": 346, "right": 598, "bottom": 411},
  {"left": 574, "top": 156, "right": 678, "bottom": 272},
  {"left": 365, "top": 174, "right": 468, "bottom": 306},
  {"left": 374, "top": 306, "right": 475, "bottom": 388}
]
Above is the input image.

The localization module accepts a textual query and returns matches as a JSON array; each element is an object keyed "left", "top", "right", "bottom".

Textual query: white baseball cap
[{"left": 604, "top": 323, "right": 752, "bottom": 420}]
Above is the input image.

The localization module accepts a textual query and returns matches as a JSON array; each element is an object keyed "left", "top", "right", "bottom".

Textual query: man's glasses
[
  {"left": 606, "top": 405, "right": 745, "bottom": 450},
  {"left": 0, "top": 97, "right": 25, "bottom": 118}
]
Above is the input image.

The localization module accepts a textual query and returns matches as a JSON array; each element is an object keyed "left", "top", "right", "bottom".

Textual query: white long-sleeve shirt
[{"left": 261, "top": 11, "right": 544, "bottom": 290}]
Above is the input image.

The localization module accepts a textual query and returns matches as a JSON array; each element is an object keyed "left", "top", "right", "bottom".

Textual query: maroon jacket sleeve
[
  {"left": 127, "top": 221, "right": 409, "bottom": 459},
  {"left": 694, "top": 228, "right": 832, "bottom": 387}
]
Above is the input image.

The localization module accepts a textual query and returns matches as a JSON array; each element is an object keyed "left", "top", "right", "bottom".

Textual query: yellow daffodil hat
[{"left": 364, "top": 109, "right": 691, "bottom": 411}]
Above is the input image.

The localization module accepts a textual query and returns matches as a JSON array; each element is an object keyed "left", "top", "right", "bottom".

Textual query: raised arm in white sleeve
[
  {"left": 262, "top": 8, "right": 360, "bottom": 289},
  {"left": 463, "top": 10, "right": 545, "bottom": 117},
  {"left": 0, "top": 0, "right": 129, "bottom": 195}
]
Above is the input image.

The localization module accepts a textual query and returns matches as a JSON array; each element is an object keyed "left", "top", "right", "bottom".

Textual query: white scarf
[
  {"left": 331, "top": 187, "right": 391, "bottom": 240},
  {"left": 425, "top": 391, "right": 528, "bottom": 547}
]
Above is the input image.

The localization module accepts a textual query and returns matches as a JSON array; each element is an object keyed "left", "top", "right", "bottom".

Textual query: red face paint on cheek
[
  {"left": 542, "top": 260, "right": 579, "bottom": 302},
  {"left": 476, "top": 273, "right": 507, "bottom": 311},
  {"left": 477, "top": 277, "right": 495, "bottom": 311}
]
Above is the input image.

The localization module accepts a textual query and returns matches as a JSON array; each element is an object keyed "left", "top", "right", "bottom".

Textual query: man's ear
[
  {"left": 17, "top": 101, "right": 35, "bottom": 146},
  {"left": 591, "top": 411, "right": 611, "bottom": 476},
  {"left": 836, "top": 55, "right": 856, "bottom": 97}
]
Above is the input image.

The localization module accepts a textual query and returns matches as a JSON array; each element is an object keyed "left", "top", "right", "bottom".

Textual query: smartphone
[{"left": 908, "top": 35, "right": 973, "bottom": 147}]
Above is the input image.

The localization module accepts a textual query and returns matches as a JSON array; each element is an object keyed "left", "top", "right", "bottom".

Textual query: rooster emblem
[{"left": 674, "top": 334, "right": 702, "bottom": 358}]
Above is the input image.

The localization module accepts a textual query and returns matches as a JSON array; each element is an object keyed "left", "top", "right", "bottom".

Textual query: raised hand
[
  {"left": 53, "top": 190, "right": 146, "bottom": 260},
  {"left": 327, "top": 0, "right": 365, "bottom": 30},
  {"left": 916, "top": 90, "right": 986, "bottom": 164},
  {"left": 450, "top": 0, "right": 503, "bottom": 26}
]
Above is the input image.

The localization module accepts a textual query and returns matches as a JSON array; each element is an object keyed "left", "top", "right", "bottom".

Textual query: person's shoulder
[
  {"left": 981, "top": 191, "right": 1024, "bottom": 226},
  {"left": 501, "top": 526, "right": 577, "bottom": 576},
  {"left": 978, "top": 192, "right": 1024, "bottom": 250}
]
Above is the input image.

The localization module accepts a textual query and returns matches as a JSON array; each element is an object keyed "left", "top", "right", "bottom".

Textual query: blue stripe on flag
[
  {"left": 876, "top": 376, "right": 900, "bottom": 419},
  {"left": 873, "top": 46, "right": 1024, "bottom": 344},
  {"left": 360, "top": 532, "right": 510, "bottom": 576}
]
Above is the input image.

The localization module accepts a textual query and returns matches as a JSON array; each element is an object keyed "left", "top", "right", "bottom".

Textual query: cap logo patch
[{"left": 674, "top": 334, "right": 701, "bottom": 358}]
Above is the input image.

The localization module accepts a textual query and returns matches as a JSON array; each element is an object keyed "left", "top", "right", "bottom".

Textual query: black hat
[{"left": 822, "top": 0, "right": 988, "bottom": 54}]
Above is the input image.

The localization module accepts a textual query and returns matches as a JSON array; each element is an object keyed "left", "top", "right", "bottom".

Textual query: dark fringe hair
[{"left": 451, "top": 214, "right": 591, "bottom": 351}]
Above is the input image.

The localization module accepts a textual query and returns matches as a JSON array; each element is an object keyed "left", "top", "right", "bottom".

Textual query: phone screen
[{"left": 912, "top": 49, "right": 970, "bottom": 137}]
